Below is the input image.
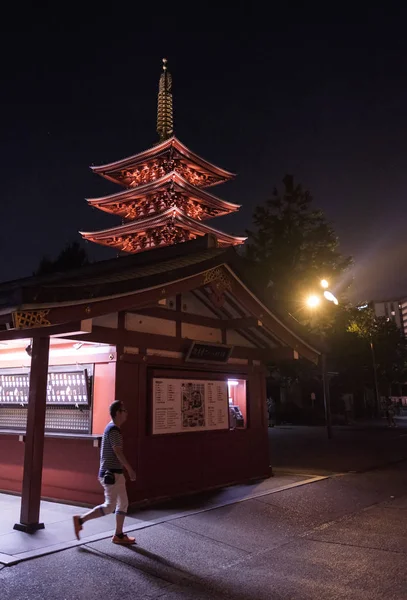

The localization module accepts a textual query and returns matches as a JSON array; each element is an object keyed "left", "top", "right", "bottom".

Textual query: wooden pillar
[{"left": 14, "top": 336, "right": 50, "bottom": 533}]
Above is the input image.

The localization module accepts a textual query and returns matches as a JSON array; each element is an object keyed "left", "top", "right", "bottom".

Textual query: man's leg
[
  {"left": 115, "top": 511, "right": 126, "bottom": 535},
  {"left": 73, "top": 478, "right": 118, "bottom": 540},
  {"left": 111, "top": 474, "right": 135, "bottom": 545},
  {"left": 81, "top": 506, "right": 105, "bottom": 524}
]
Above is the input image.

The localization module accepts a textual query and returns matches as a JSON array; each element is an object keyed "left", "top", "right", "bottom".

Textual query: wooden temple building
[{"left": 0, "top": 60, "right": 320, "bottom": 533}]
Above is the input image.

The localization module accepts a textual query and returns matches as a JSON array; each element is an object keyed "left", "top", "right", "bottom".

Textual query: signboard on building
[
  {"left": 152, "top": 378, "right": 229, "bottom": 435},
  {"left": 185, "top": 342, "right": 233, "bottom": 364}
]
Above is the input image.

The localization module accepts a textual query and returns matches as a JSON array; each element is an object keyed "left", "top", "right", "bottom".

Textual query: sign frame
[
  {"left": 151, "top": 376, "right": 229, "bottom": 435},
  {"left": 185, "top": 341, "right": 233, "bottom": 365}
]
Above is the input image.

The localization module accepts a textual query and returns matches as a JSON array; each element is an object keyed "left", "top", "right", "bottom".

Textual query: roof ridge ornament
[{"left": 156, "top": 58, "right": 174, "bottom": 142}]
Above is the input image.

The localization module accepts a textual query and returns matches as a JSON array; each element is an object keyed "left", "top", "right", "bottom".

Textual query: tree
[
  {"left": 345, "top": 307, "right": 407, "bottom": 394},
  {"left": 246, "top": 175, "right": 352, "bottom": 321},
  {"left": 35, "top": 242, "right": 90, "bottom": 276},
  {"left": 328, "top": 306, "right": 373, "bottom": 393},
  {"left": 324, "top": 304, "right": 407, "bottom": 421}
]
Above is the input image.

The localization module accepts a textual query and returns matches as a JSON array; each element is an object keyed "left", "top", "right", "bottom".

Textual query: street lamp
[
  {"left": 305, "top": 280, "right": 338, "bottom": 441},
  {"left": 306, "top": 294, "right": 320, "bottom": 308},
  {"left": 323, "top": 290, "right": 339, "bottom": 305}
]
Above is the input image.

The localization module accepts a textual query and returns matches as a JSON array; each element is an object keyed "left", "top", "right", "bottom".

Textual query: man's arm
[{"left": 112, "top": 446, "right": 136, "bottom": 481}]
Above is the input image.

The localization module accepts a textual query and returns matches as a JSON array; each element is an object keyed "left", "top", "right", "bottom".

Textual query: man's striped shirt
[{"left": 99, "top": 422, "right": 123, "bottom": 477}]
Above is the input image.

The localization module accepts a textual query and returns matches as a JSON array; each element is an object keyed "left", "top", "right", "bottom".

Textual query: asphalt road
[
  {"left": 269, "top": 418, "right": 407, "bottom": 475},
  {"left": 1, "top": 423, "right": 406, "bottom": 599}
]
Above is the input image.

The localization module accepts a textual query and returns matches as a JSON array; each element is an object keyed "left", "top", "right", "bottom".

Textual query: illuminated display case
[
  {"left": 227, "top": 379, "right": 247, "bottom": 429},
  {"left": 0, "top": 365, "right": 93, "bottom": 433}
]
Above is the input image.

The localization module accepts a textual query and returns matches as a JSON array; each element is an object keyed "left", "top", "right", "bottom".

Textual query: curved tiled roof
[
  {"left": 90, "top": 137, "right": 235, "bottom": 180},
  {"left": 86, "top": 171, "right": 241, "bottom": 213}
]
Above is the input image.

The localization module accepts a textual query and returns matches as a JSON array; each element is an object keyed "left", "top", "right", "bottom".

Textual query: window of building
[{"left": 227, "top": 379, "right": 247, "bottom": 429}]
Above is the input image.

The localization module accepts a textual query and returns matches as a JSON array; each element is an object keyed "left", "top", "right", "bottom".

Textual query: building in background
[
  {"left": 358, "top": 297, "right": 407, "bottom": 336},
  {"left": 369, "top": 299, "right": 403, "bottom": 330},
  {"left": 362, "top": 297, "right": 407, "bottom": 337},
  {"left": 399, "top": 298, "right": 407, "bottom": 336}
]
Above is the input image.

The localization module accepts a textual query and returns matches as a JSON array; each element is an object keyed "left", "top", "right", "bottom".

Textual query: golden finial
[{"left": 157, "top": 58, "right": 174, "bottom": 142}]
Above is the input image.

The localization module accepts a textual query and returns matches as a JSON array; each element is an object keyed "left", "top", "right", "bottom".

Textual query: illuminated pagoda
[{"left": 80, "top": 59, "right": 246, "bottom": 254}]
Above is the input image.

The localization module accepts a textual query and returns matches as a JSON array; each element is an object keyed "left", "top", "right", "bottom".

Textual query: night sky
[{"left": 1, "top": 24, "right": 407, "bottom": 303}]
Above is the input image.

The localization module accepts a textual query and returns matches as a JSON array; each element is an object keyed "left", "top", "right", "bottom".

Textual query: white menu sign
[{"left": 152, "top": 378, "right": 228, "bottom": 435}]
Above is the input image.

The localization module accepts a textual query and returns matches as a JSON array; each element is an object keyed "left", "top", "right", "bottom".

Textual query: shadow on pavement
[
  {"left": 78, "top": 544, "right": 258, "bottom": 600},
  {"left": 126, "top": 544, "right": 193, "bottom": 574}
]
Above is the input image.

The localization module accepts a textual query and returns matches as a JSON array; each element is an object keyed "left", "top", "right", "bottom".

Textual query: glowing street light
[
  {"left": 320, "top": 279, "right": 329, "bottom": 289},
  {"left": 323, "top": 290, "right": 339, "bottom": 305},
  {"left": 306, "top": 294, "right": 320, "bottom": 308}
]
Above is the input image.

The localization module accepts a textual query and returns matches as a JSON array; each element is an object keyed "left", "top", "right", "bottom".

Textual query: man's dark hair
[{"left": 110, "top": 400, "right": 123, "bottom": 419}]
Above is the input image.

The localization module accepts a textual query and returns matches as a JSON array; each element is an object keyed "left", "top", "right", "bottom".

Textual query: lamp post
[
  {"left": 305, "top": 282, "right": 338, "bottom": 311},
  {"left": 305, "top": 279, "right": 337, "bottom": 440},
  {"left": 321, "top": 353, "right": 333, "bottom": 439},
  {"left": 370, "top": 337, "right": 381, "bottom": 417}
]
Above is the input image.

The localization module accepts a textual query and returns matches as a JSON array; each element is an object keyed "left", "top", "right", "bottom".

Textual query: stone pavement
[
  {"left": 1, "top": 461, "right": 407, "bottom": 599},
  {"left": 0, "top": 472, "right": 317, "bottom": 565}
]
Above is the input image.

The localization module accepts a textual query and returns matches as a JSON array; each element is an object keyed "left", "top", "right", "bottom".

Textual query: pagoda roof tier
[
  {"left": 90, "top": 137, "right": 235, "bottom": 189},
  {"left": 80, "top": 207, "right": 246, "bottom": 254},
  {"left": 86, "top": 171, "right": 241, "bottom": 221}
]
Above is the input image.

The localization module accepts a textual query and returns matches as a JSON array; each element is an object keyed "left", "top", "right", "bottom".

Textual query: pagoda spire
[{"left": 156, "top": 58, "right": 174, "bottom": 142}]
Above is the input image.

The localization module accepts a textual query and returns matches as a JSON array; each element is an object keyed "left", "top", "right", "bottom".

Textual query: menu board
[
  {"left": 152, "top": 378, "right": 228, "bottom": 435},
  {"left": 0, "top": 371, "right": 89, "bottom": 405}
]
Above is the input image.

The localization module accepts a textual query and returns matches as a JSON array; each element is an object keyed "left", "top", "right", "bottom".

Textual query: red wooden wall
[
  {"left": 0, "top": 357, "right": 270, "bottom": 507},
  {"left": 0, "top": 436, "right": 102, "bottom": 506},
  {"left": 117, "top": 358, "right": 271, "bottom": 506}
]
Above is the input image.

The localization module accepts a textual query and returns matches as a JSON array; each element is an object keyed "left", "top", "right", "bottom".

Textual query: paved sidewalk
[
  {"left": 0, "top": 471, "right": 318, "bottom": 565},
  {"left": 1, "top": 462, "right": 406, "bottom": 600}
]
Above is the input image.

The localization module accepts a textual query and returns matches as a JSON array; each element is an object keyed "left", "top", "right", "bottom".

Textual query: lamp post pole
[
  {"left": 321, "top": 353, "right": 333, "bottom": 439},
  {"left": 370, "top": 338, "right": 381, "bottom": 417}
]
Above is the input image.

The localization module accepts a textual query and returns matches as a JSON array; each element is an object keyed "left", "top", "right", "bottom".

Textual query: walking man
[{"left": 73, "top": 400, "right": 137, "bottom": 544}]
